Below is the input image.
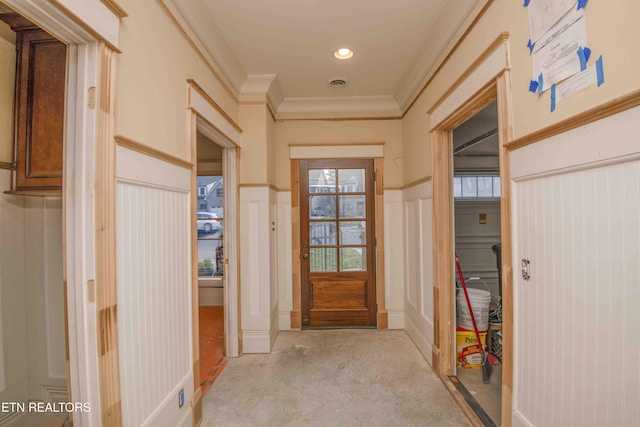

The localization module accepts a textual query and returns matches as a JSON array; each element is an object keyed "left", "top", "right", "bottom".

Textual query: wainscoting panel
[
  {"left": 511, "top": 106, "right": 640, "bottom": 427},
  {"left": 276, "top": 191, "right": 293, "bottom": 330},
  {"left": 116, "top": 146, "right": 193, "bottom": 427},
  {"left": 403, "top": 180, "right": 434, "bottom": 363},
  {"left": 239, "top": 186, "right": 278, "bottom": 353},
  {"left": 384, "top": 190, "right": 405, "bottom": 329}
]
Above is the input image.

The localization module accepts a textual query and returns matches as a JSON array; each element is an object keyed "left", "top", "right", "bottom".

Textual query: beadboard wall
[
  {"left": 511, "top": 105, "right": 640, "bottom": 427},
  {"left": 116, "top": 145, "right": 194, "bottom": 427},
  {"left": 403, "top": 180, "right": 435, "bottom": 364}
]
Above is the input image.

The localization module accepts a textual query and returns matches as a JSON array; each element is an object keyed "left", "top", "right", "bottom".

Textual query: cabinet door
[{"left": 14, "top": 30, "right": 66, "bottom": 190}]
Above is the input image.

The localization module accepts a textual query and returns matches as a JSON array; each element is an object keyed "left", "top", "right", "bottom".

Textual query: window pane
[
  {"left": 309, "top": 196, "right": 336, "bottom": 219},
  {"left": 310, "top": 248, "right": 337, "bottom": 272},
  {"left": 198, "top": 239, "right": 224, "bottom": 277},
  {"left": 309, "top": 169, "right": 336, "bottom": 193},
  {"left": 338, "top": 169, "right": 365, "bottom": 192},
  {"left": 196, "top": 176, "right": 223, "bottom": 214},
  {"left": 454, "top": 177, "right": 462, "bottom": 198},
  {"left": 197, "top": 216, "right": 222, "bottom": 236},
  {"left": 478, "top": 177, "right": 493, "bottom": 197},
  {"left": 310, "top": 222, "right": 337, "bottom": 245},
  {"left": 493, "top": 176, "right": 501, "bottom": 197},
  {"left": 339, "top": 221, "right": 366, "bottom": 245},
  {"left": 340, "top": 248, "right": 366, "bottom": 271},
  {"left": 461, "top": 177, "right": 477, "bottom": 198},
  {"left": 339, "top": 195, "right": 366, "bottom": 218}
]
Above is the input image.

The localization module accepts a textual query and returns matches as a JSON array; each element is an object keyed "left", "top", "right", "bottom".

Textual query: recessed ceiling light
[{"left": 334, "top": 48, "right": 354, "bottom": 60}]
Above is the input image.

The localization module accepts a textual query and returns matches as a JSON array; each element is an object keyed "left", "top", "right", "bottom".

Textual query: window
[
  {"left": 198, "top": 186, "right": 206, "bottom": 197},
  {"left": 216, "top": 188, "right": 223, "bottom": 198},
  {"left": 197, "top": 176, "right": 223, "bottom": 278},
  {"left": 453, "top": 175, "right": 501, "bottom": 198}
]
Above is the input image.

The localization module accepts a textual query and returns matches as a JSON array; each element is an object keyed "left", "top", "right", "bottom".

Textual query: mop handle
[{"left": 455, "top": 252, "right": 483, "bottom": 351}]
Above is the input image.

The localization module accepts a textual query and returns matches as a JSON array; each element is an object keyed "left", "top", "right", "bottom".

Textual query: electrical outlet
[{"left": 178, "top": 388, "right": 185, "bottom": 409}]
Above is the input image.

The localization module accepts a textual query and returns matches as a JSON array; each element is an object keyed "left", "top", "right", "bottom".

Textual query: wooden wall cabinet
[{"left": 1, "top": 13, "right": 67, "bottom": 193}]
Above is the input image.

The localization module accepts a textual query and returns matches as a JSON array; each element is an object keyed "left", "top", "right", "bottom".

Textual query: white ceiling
[{"left": 171, "top": 0, "right": 481, "bottom": 117}]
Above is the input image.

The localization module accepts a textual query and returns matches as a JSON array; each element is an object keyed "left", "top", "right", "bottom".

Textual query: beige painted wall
[
  {"left": 403, "top": 0, "right": 640, "bottom": 183},
  {"left": 115, "top": 0, "right": 240, "bottom": 161},
  {"left": 273, "top": 119, "right": 403, "bottom": 190},
  {"left": 266, "top": 110, "right": 276, "bottom": 186},
  {"left": 239, "top": 104, "right": 269, "bottom": 183},
  {"left": 0, "top": 21, "right": 15, "bottom": 163}
]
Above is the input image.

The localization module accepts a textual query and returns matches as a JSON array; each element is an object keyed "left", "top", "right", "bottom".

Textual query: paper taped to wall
[
  {"left": 532, "top": 7, "right": 587, "bottom": 92},
  {"left": 550, "top": 55, "right": 604, "bottom": 111},
  {"left": 527, "top": 0, "right": 577, "bottom": 43}
]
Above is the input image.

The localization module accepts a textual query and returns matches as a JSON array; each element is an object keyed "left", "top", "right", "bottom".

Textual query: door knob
[{"left": 302, "top": 254, "right": 309, "bottom": 260}]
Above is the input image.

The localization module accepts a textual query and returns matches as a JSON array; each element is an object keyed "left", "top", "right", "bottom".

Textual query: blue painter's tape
[
  {"left": 529, "top": 80, "right": 539, "bottom": 93},
  {"left": 527, "top": 39, "right": 536, "bottom": 55},
  {"left": 577, "top": 48, "right": 587, "bottom": 71},
  {"left": 596, "top": 55, "right": 604, "bottom": 86},
  {"left": 583, "top": 47, "right": 591, "bottom": 63},
  {"left": 550, "top": 84, "right": 557, "bottom": 112},
  {"left": 537, "top": 73, "right": 544, "bottom": 94},
  {"left": 524, "top": 0, "right": 530, "bottom": 6},
  {"left": 577, "top": 0, "right": 588, "bottom": 9}
]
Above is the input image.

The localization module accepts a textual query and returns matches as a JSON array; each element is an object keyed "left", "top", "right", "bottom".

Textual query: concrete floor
[
  {"left": 201, "top": 330, "right": 472, "bottom": 427},
  {"left": 457, "top": 365, "right": 502, "bottom": 425}
]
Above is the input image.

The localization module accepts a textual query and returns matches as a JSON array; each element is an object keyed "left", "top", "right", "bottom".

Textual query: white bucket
[{"left": 456, "top": 288, "right": 491, "bottom": 332}]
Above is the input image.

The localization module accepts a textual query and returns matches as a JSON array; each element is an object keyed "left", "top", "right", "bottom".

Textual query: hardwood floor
[{"left": 199, "top": 306, "right": 227, "bottom": 395}]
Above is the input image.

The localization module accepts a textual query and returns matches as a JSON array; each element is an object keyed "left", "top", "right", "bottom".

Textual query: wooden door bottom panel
[
  {"left": 310, "top": 309, "right": 371, "bottom": 326},
  {"left": 311, "top": 279, "right": 367, "bottom": 309}
]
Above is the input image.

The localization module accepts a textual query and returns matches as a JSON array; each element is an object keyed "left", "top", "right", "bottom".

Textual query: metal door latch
[{"left": 521, "top": 258, "right": 531, "bottom": 281}]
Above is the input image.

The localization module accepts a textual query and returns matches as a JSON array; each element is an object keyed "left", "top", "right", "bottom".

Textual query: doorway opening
[
  {"left": 0, "top": 7, "right": 69, "bottom": 426},
  {"left": 196, "top": 133, "right": 228, "bottom": 395},
  {"left": 451, "top": 101, "right": 502, "bottom": 425}
]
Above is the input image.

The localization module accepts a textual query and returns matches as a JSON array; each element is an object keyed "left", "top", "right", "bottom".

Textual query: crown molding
[
  {"left": 276, "top": 95, "right": 402, "bottom": 120},
  {"left": 167, "top": 0, "right": 491, "bottom": 119},
  {"left": 168, "top": 0, "right": 246, "bottom": 94},
  {"left": 239, "top": 74, "right": 284, "bottom": 113},
  {"left": 395, "top": 0, "right": 482, "bottom": 111}
]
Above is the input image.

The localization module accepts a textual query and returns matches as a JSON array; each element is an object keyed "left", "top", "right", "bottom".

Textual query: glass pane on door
[
  {"left": 339, "top": 221, "right": 365, "bottom": 245},
  {"left": 310, "top": 222, "right": 337, "bottom": 245},
  {"left": 340, "top": 248, "right": 366, "bottom": 271},
  {"left": 338, "top": 169, "right": 365, "bottom": 192},
  {"left": 310, "top": 248, "right": 337, "bottom": 272},
  {"left": 309, "top": 169, "right": 336, "bottom": 193},
  {"left": 339, "top": 195, "right": 366, "bottom": 218},
  {"left": 309, "top": 195, "right": 336, "bottom": 219}
]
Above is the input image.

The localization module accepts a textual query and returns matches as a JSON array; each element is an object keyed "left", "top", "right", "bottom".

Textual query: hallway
[{"left": 201, "top": 330, "right": 471, "bottom": 426}]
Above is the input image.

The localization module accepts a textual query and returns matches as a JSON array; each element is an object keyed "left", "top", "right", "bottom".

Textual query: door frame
[
  {"left": 428, "top": 34, "right": 514, "bottom": 425},
  {"left": 187, "top": 80, "right": 242, "bottom": 422},
  {"left": 1, "top": 1, "right": 122, "bottom": 424},
  {"left": 289, "top": 144, "right": 387, "bottom": 330}
]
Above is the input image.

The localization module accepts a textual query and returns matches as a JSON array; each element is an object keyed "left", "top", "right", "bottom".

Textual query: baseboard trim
[
  {"left": 242, "top": 331, "right": 272, "bottom": 353},
  {"left": 405, "top": 315, "right": 434, "bottom": 366},
  {"left": 387, "top": 309, "right": 405, "bottom": 329},
  {"left": 279, "top": 311, "right": 291, "bottom": 330}
]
